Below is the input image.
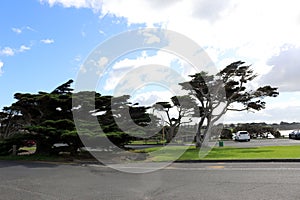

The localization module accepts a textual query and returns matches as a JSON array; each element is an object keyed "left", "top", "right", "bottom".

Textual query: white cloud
[
  {"left": 107, "top": 1, "right": 300, "bottom": 71},
  {"left": 100, "top": 0, "right": 235, "bottom": 27},
  {"left": 97, "top": 57, "right": 108, "bottom": 68},
  {"left": 41, "top": 1, "right": 300, "bottom": 71},
  {"left": 19, "top": 45, "right": 31, "bottom": 52},
  {"left": 0, "top": 44, "right": 32, "bottom": 56},
  {"left": 0, "top": 47, "right": 14, "bottom": 56},
  {"left": 40, "top": 39, "right": 54, "bottom": 44},
  {"left": 142, "top": 32, "right": 161, "bottom": 44},
  {"left": 41, "top": 0, "right": 300, "bottom": 123},
  {"left": 130, "top": 90, "right": 174, "bottom": 106},
  {"left": 12, "top": 27, "right": 22, "bottom": 34},
  {"left": 81, "top": 31, "right": 86, "bottom": 37},
  {"left": 102, "top": 50, "right": 188, "bottom": 91},
  {"left": 260, "top": 46, "right": 300, "bottom": 92},
  {"left": 98, "top": 29, "right": 105, "bottom": 35},
  {"left": 223, "top": 91, "right": 300, "bottom": 124},
  {"left": 224, "top": 92, "right": 300, "bottom": 124},
  {"left": 79, "top": 64, "right": 87, "bottom": 73},
  {"left": 0, "top": 60, "right": 3, "bottom": 75},
  {"left": 25, "top": 26, "right": 36, "bottom": 32},
  {"left": 40, "top": 0, "right": 102, "bottom": 11},
  {"left": 74, "top": 55, "right": 82, "bottom": 62},
  {"left": 11, "top": 26, "right": 36, "bottom": 34}
]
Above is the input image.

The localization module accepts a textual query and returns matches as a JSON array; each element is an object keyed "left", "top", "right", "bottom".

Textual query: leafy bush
[{"left": 0, "top": 134, "right": 31, "bottom": 155}]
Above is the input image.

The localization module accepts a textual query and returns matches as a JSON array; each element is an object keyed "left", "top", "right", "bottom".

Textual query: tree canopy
[
  {"left": 0, "top": 61, "right": 279, "bottom": 155},
  {"left": 179, "top": 61, "right": 279, "bottom": 147}
]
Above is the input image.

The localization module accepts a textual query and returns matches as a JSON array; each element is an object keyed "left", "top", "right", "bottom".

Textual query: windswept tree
[
  {"left": 153, "top": 95, "right": 198, "bottom": 143},
  {"left": 8, "top": 80, "right": 80, "bottom": 155},
  {"left": 180, "top": 61, "right": 279, "bottom": 147}
]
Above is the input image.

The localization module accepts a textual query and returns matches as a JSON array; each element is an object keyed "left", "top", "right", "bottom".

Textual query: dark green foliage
[
  {"left": 1, "top": 80, "right": 80, "bottom": 155},
  {"left": 0, "top": 134, "right": 36, "bottom": 155},
  {"left": 220, "top": 128, "right": 233, "bottom": 140},
  {"left": 106, "top": 132, "right": 134, "bottom": 148},
  {"left": 73, "top": 89, "right": 156, "bottom": 148},
  {"left": 51, "top": 79, "right": 74, "bottom": 94},
  {"left": 129, "top": 106, "right": 152, "bottom": 127}
]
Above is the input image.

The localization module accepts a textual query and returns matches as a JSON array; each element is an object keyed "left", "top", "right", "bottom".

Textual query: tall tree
[
  {"left": 9, "top": 80, "right": 78, "bottom": 155},
  {"left": 153, "top": 95, "right": 198, "bottom": 143},
  {"left": 180, "top": 61, "right": 279, "bottom": 147}
]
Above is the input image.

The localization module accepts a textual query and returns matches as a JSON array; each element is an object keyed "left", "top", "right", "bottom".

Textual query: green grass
[
  {"left": 2, "top": 145, "right": 300, "bottom": 163},
  {"left": 129, "top": 140, "right": 166, "bottom": 145},
  {"left": 204, "top": 146, "right": 300, "bottom": 160},
  {"left": 19, "top": 146, "right": 36, "bottom": 152},
  {"left": 135, "top": 145, "right": 300, "bottom": 162}
]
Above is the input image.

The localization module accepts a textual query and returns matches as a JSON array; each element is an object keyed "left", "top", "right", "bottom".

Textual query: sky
[{"left": 1, "top": 0, "right": 300, "bottom": 124}]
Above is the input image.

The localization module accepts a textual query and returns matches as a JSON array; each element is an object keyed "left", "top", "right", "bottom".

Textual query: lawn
[
  {"left": 2, "top": 145, "right": 300, "bottom": 163},
  {"left": 136, "top": 145, "right": 300, "bottom": 162},
  {"left": 129, "top": 140, "right": 165, "bottom": 145}
]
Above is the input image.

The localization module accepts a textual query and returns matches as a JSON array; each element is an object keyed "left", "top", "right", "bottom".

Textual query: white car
[{"left": 234, "top": 131, "right": 250, "bottom": 141}]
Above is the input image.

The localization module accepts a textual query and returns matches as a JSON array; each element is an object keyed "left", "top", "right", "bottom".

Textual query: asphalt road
[
  {"left": 224, "top": 138, "right": 300, "bottom": 147},
  {"left": 1, "top": 161, "right": 300, "bottom": 200}
]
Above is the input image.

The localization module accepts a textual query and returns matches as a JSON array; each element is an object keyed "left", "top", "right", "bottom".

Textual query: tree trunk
[
  {"left": 195, "top": 117, "right": 206, "bottom": 148},
  {"left": 3, "top": 113, "right": 13, "bottom": 138},
  {"left": 166, "top": 126, "right": 174, "bottom": 143},
  {"left": 195, "top": 128, "right": 204, "bottom": 148},
  {"left": 35, "top": 140, "right": 53, "bottom": 155}
]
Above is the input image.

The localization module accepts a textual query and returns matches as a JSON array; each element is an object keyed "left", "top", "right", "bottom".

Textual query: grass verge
[
  {"left": 135, "top": 145, "right": 300, "bottom": 162},
  {"left": 1, "top": 145, "right": 300, "bottom": 163}
]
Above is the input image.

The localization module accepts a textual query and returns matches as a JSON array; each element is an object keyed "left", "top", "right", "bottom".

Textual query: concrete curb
[
  {"left": 175, "top": 159, "right": 300, "bottom": 163},
  {"left": 0, "top": 159, "right": 102, "bottom": 166},
  {"left": 40, "top": 159, "right": 300, "bottom": 165},
  {"left": 2, "top": 159, "right": 300, "bottom": 166}
]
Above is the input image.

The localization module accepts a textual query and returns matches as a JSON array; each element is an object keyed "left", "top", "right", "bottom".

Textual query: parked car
[
  {"left": 234, "top": 131, "right": 250, "bottom": 141},
  {"left": 24, "top": 140, "right": 36, "bottom": 147},
  {"left": 289, "top": 130, "right": 300, "bottom": 139}
]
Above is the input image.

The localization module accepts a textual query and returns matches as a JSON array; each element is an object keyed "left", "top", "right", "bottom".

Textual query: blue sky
[
  {"left": 0, "top": 0, "right": 133, "bottom": 107},
  {"left": 1, "top": 0, "right": 300, "bottom": 123}
]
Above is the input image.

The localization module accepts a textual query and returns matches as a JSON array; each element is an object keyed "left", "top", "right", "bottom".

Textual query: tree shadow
[{"left": 0, "top": 160, "right": 61, "bottom": 168}]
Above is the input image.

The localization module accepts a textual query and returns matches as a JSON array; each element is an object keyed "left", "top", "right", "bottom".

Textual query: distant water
[{"left": 279, "top": 130, "right": 294, "bottom": 137}]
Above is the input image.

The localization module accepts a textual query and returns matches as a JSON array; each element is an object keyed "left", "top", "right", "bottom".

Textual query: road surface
[
  {"left": 224, "top": 138, "right": 300, "bottom": 147},
  {"left": 1, "top": 160, "right": 300, "bottom": 200}
]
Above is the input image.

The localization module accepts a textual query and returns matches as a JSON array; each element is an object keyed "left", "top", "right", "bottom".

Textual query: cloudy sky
[{"left": 1, "top": 0, "right": 300, "bottom": 123}]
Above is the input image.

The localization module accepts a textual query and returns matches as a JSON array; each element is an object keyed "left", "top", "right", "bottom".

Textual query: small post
[{"left": 12, "top": 145, "right": 17, "bottom": 155}]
